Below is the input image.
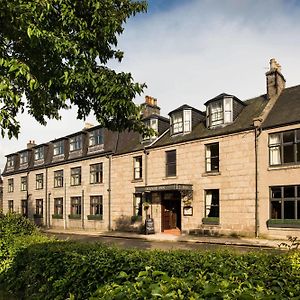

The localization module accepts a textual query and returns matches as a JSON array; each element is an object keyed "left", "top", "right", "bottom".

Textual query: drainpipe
[
  {"left": 81, "top": 189, "right": 84, "bottom": 229},
  {"left": 64, "top": 180, "right": 67, "bottom": 229},
  {"left": 254, "top": 127, "right": 261, "bottom": 238},
  {"left": 107, "top": 154, "right": 112, "bottom": 231},
  {"left": 45, "top": 167, "right": 48, "bottom": 227},
  {"left": 48, "top": 192, "right": 51, "bottom": 228}
]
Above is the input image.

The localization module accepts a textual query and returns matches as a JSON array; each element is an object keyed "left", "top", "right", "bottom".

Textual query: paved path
[{"left": 43, "top": 229, "right": 284, "bottom": 252}]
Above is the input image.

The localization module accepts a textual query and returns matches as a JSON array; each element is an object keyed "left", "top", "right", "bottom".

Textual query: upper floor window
[
  {"left": 70, "top": 167, "right": 81, "bottom": 186},
  {"left": 34, "top": 147, "right": 44, "bottom": 161},
  {"left": 89, "top": 129, "right": 103, "bottom": 147},
  {"left": 205, "top": 143, "right": 219, "bottom": 172},
  {"left": 20, "top": 152, "right": 28, "bottom": 164},
  {"left": 270, "top": 185, "right": 300, "bottom": 220},
  {"left": 171, "top": 111, "right": 183, "bottom": 134},
  {"left": 54, "top": 170, "right": 64, "bottom": 188},
  {"left": 166, "top": 150, "right": 176, "bottom": 177},
  {"left": 8, "top": 178, "right": 14, "bottom": 193},
  {"left": 7, "top": 156, "right": 14, "bottom": 169},
  {"left": 206, "top": 96, "right": 233, "bottom": 128},
  {"left": 269, "top": 129, "right": 300, "bottom": 166},
  {"left": 133, "top": 156, "right": 142, "bottom": 180},
  {"left": 36, "top": 173, "right": 44, "bottom": 190},
  {"left": 90, "top": 163, "right": 103, "bottom": 184},
  {"left": 21, "top": 176, "right": 27, "bottom": 191},
  {"left": 143, "top": 118, "right": 158, "bottom": 140},
  {"left": 53, "top": 140, "right": 64, "bottom": 156},
  {"left": 70, "top": 135, "right": 82, "bottom": 151}
]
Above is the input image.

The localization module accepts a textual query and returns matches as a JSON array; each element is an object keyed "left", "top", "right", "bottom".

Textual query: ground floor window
[
  {"left": 133, "top": 193, "right": 143, "bottom": 217},
  {"left": 54, "top": 198, "right": 63, "bottom": 215},
  {"left": 204, "top": 189, "right": 219, "bottom": 220},
  {"left": 70, "top": 196, "right": 81, "bottom": 216},
  {"left": 21, "top": 199, "right": 28, "bottom": 217},
  {"left": 90, "top": 195, "right": 103, "bottom": 216},
  {"left": 270, "top": 185, "right": 300, "bottom": 219},
  {"left": 8, "top": 200, "right": 14, "bottom": 213},
  {"left": 35, "top": 199, "right": 43, "bottom": 216}
]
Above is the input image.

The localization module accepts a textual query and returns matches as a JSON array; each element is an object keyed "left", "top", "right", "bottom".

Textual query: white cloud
[{"left": 1, "top": 0, "right": 300, "bottom": 171}]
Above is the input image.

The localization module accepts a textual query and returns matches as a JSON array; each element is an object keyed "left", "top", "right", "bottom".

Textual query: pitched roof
[
  {"left": 262, "top": 85, "right": 300, "bottom": 129},
  {"left": 168, "top": 104, "right": 204, "bottom": 116}
]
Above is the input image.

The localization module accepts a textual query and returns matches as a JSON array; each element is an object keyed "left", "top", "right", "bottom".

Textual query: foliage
[
  {"left": 0, "top": 223, "right": 300, "bottom": 299},
  {"left": 0, "top": 0, "right": 148, "bottom": 138}
]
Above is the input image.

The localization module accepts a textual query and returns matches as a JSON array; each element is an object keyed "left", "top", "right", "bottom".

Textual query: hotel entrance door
[{"left": 162, "top": 192, "right": 181, "bottom": 231}]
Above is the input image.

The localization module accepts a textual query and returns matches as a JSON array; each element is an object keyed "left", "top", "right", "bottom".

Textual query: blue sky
[{"left": 1, "top": 0, "right": 300, "bottom": 171}]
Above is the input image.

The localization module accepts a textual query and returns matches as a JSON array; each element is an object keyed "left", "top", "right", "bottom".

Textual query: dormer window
[
  {"left": 205, "top": 94, "right": 244, "bottom": 129},
  {"left": 20, "top": 152, "right": 28, "bottom": 164},
  {"left": 7, "top": 156, "right": 15, "bottom": 170},
  {"left": 34, "top": 147, "right": 44, "bottom": 161},
  {"left": 170, "top": 108, "right": 192, "bottom": 135},
  {"left": 89, "top": 129, "right": 103, "bottom": 147},
  {"left": 70, "top": 135, "right": 82, "bottom": 151},
  {"left": 53, "top": 140, "right": 64, "bottom": 156},
  {"left": 143, "top": 117, "right": 158, "bottom": 141}
]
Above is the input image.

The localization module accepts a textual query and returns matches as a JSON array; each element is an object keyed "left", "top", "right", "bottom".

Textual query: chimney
[
  {"left": 83, "top": 122, "right": 94, "bottom": 130},
  {"left": 266, "top": 58, "right": 286, "bottom": 99},
  {"left": 141, "top": 95, "right": 160, "bottom": 118},
  {"left": 27, "top": 140, "right": 36, "bottom": 149}
]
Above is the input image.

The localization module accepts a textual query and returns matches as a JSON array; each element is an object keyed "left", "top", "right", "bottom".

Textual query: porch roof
[{"left": 135, "top": 184, "right": 193, "bottom": 193}]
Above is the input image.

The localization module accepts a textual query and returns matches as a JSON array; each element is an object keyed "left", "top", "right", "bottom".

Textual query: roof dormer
[
  {"left": 169, "top": 104, "right": 204, "bottom": 136},
  {"left": 204, "top": 93, "right": 245, "bottom": 129}
]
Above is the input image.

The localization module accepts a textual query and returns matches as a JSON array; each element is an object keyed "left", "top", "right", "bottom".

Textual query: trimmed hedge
[{"left": 0, "top": 214, "right": 300, "bottom": 299}]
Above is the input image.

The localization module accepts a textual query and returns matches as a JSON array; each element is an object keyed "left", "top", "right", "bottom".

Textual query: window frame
[
  {"left": 269, "top": 129, "right": 300, "bottom": 166},
  {"left": 90, "top": 163, "right": 103, "bottom": 184},
  {"left": 70, "top": 167, "right": 81, "bottom": 186},
  {"left": 133, "top": 193, "right": 143, "bottom": 217},
  {"left": 20, "top": 152, "right": 28, "bottom": 164},
  {"left": 20, "top": 176, "right": 27, "bottom": 191},
  {"left": 205, "top": 143, "right": 220, "bottom": 173},
  {"left": 53, "top": 140, "right": 64, "bottom": 156},
  {"left": 8, "top": 200, "right": 14, "bottom": 213},
  {"left": 204, "top": 189, "right": 220, "bottom": 220},
  {"left": 7, "top": 156, "right": 15, "bottom": 168},
  {"left": 54, "top": 198, "right": 64, "bottom": 215},
  {"left": 70, "top": 196, "right": 81, "bottom": 216},
  {"left": 90, "top": 195, "right": 103, "bottom": 216},
  {"left": 36, "top": 173, "right": 44, "bottom": 190},
  {"left": 8, "top": 178, "right": 14, "bottom": 193},
  {"left": 165, "top": 150, "right": 177, "bottom": 177},
  {"left": 70, "top": 135, "right": 82, "bottom": 152},
  {"left": 34, "top": 147, "right": 44, "bottom": 161},
  {"left": 171, "top": 111, "right": 183, "bottom": 134},
  {"left": 54, "top": 170, "right": 64, "bottom": 188},
  {"left": 89, "top": 129, "right": 103, "bottom": 147},
  {"left": 133, "top": 156, "right": 143, "bottom": 180},
  {"left": 35, "top": 199, "right": 43, "bottom": 216}
]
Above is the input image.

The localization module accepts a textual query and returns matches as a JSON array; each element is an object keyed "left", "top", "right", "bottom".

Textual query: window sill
[
  {"left": 52, "top": 214, "right": 63, "bottom": 219},
  {"left": 267, "top": 219, "right": 300, "bottom": 228},
  {"left": 70, "top": 184, "right": 81, "bottom": 187},
  {"left": 268, "top": 164, "right": 300, "bottom": 171},
  {"left": 202, "top": 171, "right": 221, "bottom": 177},
  {"left": 90, "top": 182, "right": 104, "bottom": 185},
  {"left": 131, "top": 179, "right": 143, "bottom": 183},
  {"left": 202, "top": 217, "right": 219, "bottom": 225},
  {"left": 68, "top": 214, "right": 81, "bottom": 220},
  {"left": 163, "top": 176, "right": 178, "bottom": 180},
  {"left": 87, "top": 215, "right": 103, "bottom": 221}
]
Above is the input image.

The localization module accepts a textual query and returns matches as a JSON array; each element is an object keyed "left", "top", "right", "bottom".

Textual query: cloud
[{"left": 1, "top": 0, "right": 300, "bottom": 170}]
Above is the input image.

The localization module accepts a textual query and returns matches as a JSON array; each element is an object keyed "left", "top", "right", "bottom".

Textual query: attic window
[
  {"left": 143, "top": 118, "right": 158, "bottom": 141},
  {"left": 206, "top": 97, "right": 233, "bottom": 128},
  {"left": 170, "top": 109, "right": 191, "bottom": 135},
  {"left": 34, "top": 147, "right": 44, "bottom": 161},
  {"left": 7, "top": 156, "right": 14, "bottom": 169}
]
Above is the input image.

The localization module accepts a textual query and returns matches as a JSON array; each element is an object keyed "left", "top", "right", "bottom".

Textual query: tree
[{"left": 0, "top": 0, "right": 148, "bottom": 138}]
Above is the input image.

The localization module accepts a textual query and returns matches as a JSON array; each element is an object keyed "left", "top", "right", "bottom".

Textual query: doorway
[{"left": 161, "top": 191, "right": 181, "bottom": 232}]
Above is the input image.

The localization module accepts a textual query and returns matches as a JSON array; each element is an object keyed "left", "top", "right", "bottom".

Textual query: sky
[{"left": 1, "top": 0, "right": 300, "bottom": 172}]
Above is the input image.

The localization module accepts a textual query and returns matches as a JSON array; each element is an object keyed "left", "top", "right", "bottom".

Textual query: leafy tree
[{"left": 0, "top": 0, "right": 148, "bottom": 138}]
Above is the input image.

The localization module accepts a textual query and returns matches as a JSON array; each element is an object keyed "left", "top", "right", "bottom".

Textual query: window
[
  {"left": 90, "top": 196, "right": 103, "bottom": 216},
  {"left": 34, "top": 147, "right": 44, "bottom": 160},
  {"left": 183, "top": 110, "right": 192, "bottom": 132},
  {"left": 21, "top": 200, "right": 28, "bottom": 217},
  {"left": 8, "top": 179, "right": 14, "bottom": 193},
  {"left": 205, "top": 143, "right": 219, "bottom": 172},
  {"left": 54, "top": 198, "right": 63, "bottom": 215},
  {"left": 133, "top": 156, "right": 142, "bottom": 180},
  {"left": 20, "top": 152, "right": 28, "bottom": 164},
  {"left": 166, "top": 150, "right": 176, "bottom": 177},
  {"left": 133, "top": 193, "right": 143, "bottom": 217},
  {"left": 20, "top": 176, "right": 27, "bottom": 191},
  {"left": 90, "top": 163, "right": 103, "bottom": 184},
  {"left": 210, "top": 101, "right": 223, "bottom": 126},
  {"left": 7, "top": 156, "right": 14, "bottom": 168},
  {"left": 205, "top": 190, "right": 220, "bottom": 218},
  {"left": 270, "top": 185, "right": 300, "bottom": 220},
  {"left": 54, "top": 170, "right": 64, "bottom": 187},
  {"left": 70, "top": 135, "right": 82, "bottom": 151},
  {"left": 53, "top": 140, "right": 64, "bottom": 156},
  {"left": 89, "top": 129, "right": 103, "bottom": 146},
  {"left": 171, "top": 112, "right": 183, "bottom": 134},
  {"left": 70, "top": 167, "right": 81, "bottom": 186},
  {"left": 269, "top": 129, "right": 300, "bottom": 166},
  {"left": 70, "top": 196, "right": 81, "bottom": 215},
  {"left": 35, "top": 199, "right": 43, "bottom": 216},
  {"left": 36, "top": 174, "right": 44, "bottom": 189},
  {"left": 143, "top": 118, "right": 158, "bottom": 140},
  {"left": 8, "top": 200, "right": 14, "bottom": 213}
]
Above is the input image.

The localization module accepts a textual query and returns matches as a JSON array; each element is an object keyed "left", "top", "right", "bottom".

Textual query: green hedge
[{"left": 0, "top": 214, "right": 300, "bottom": 299}]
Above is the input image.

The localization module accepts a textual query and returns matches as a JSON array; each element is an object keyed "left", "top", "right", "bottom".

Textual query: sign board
[{"left": 145, "top": 218, "right": 155, "bottom": 234}]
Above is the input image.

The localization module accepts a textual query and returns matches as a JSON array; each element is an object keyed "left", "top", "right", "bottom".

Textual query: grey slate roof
[{"left": 262, "top": 85, "right": 300, "bottom": 129}]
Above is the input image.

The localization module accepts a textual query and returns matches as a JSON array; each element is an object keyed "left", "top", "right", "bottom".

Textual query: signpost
[{"left": 145, "top": 218, "right": 155, "bottom": 234}]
